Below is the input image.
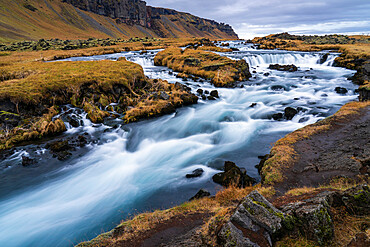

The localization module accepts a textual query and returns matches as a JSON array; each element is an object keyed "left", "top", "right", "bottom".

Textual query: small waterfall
[{"left": 243, "top": 53, "right": 337, "bottom": 67}]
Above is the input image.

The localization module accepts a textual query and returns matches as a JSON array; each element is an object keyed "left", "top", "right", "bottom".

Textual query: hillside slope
[{"left": 0, "top": 0, "right": 238, "bottom": 42}]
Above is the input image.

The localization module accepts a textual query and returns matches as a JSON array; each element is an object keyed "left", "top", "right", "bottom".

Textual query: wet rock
[
  {"left": 69, "top": 116, "right": 81, "bottom": 128},
  {"left": 212, "top": 161, "right": 256, "bottom": 188},
  {"left": 21, "top": 156, "right": 36, "bottom": 166},
  {"left": 268, "top": 64, "right": 298, "bottom": 72},
  {"left": 189, "top": 189, "right": 210, "bottom": 201},
  {"left": 250, "top": 103, "right": 257, "bottom": 108},
  {"left": 272, "top": 113, "right": 283, "bottom": 121},
  {"left": 271, "top": 85, "right": 285, "bottom": 91},
  {"left": 204, "top": 90, "right": 210, "bottom": 94},
  {"left": 335, "top": 87, "right": 348, "bottom": 94},
  {"left": 299, "top": 117, "right": 310, "bottom": 123},
  {"left": 284, "top": 107, "right": 298, "bottom": 120},
  {"left": 196, "top": 89, "right": 203, "bottom": 95},
  {"left": 186, "top": 168, "right": 204, "bottom": 178},
  {"left": 201, "top": 95, "right": 207, "bottom": 100},
  {"left": 207, "top": 96, "right": 216, "bottom": 100},
  {"left": 218, "top": 191, "right": 286, "bottom": 247},
  {"left": 264, "top": 72, "right": 270, "bottom": 76},
  {"left": 159, "top": 91, "right": 170, "bottom": 100},
  {"left": 320, "top": 53, "right": 330, "bottom": 64},
  {"left": 210, "top": 90, "right": 219, "bottom": 98},
  {"left": 341, "top": 184, "right": 370, "bottom": 216},
  {"left": 347, "top": 232, "right": 369, "bottom": 247}
]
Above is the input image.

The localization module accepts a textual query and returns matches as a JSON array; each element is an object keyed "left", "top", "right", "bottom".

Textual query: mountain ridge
[{"left": 0, "top": 0, "right": 238, "bottom": 42}]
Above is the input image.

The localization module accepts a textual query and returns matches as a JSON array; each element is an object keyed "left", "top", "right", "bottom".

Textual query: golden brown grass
[
  {"left": 262, "top": 101, "right": 370, "bottom": 185},
  {"left": 197, "top": 46, "right": 233, "bottom": 52},
  {"left": 0, "top": 60, "right": 145, "bottom": 105},
  {"left": 154, "top": 47, "right": 250, "bottom": 87}
]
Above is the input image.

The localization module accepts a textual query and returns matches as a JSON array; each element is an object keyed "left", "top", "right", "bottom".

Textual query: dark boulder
[
  {"left": 271, "top": 85, "right": 286, "bottom": 91},
  {"left": 189, "top": 189, "right": 211, "bottom": 201},
  {"left": 272, "top": 113, "right": 283, "bottom": 120},
  {"left": 69, "top": 116, "right": 81, "bottom": 128},
  {"left": 210, "top": 90, "right": 219, "bottom": 98},
  {"left": 269, "top": 64, "right": 298, "bottom": 72},
  {"left": 212, "top": 161, "right": 256, "bottom": 188},
  {"left": 335, "top": 87, "right": 348, "bottom": 94},
  {"left": 22, "top": 156, "right": 36, "bottom": 167},
  {"left": 250, "top": 103, "right": 257, "bottom": 108},
  {"left": 320, "top": 53, "right": 330, "bottom": 64},
  {"left": 207, "top": 96, "right": 216, "bottom": 100},
  {"left": 284, "top": 107, "right": 298, "bottom": 120},
  {"left": 186, "top": 168, "right": 204, "bottom": 178},
  {"left": 196, "top": 89, "right": 203, "bottom": 95}
]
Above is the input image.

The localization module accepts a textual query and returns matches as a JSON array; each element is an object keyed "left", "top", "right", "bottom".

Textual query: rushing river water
[{"left": 0, "top": 42, "right": 358, "bottom": 246}]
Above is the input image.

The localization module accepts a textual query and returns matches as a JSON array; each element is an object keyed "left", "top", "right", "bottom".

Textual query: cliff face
[
  {"left": 62, "top": 0, "right": 238, "bottom": 38},
  {"left": 63, "top": 0, "right": 150, "bottom": 27}
]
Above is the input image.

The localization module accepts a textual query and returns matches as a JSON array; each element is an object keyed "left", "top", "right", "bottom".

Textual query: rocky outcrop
[
  {"left": 63, "top": 0, "right": 150, "bottom": 27},
  {"left": 218, "top": 191, "right": 287, "bottom": 247}
]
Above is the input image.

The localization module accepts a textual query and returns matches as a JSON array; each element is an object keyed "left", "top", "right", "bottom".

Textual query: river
[{"left": 0, "top": 42, "right": 358, "bottom": 246}]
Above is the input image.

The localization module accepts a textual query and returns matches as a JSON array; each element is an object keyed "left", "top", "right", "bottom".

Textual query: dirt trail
[{"left": 275, "top": 106, "right": 370, "bottom": 193}]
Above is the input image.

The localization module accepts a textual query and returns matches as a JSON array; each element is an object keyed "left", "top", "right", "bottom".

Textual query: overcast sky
[{"left": 145, "top": 0, "right": 370, "bottom": 39}]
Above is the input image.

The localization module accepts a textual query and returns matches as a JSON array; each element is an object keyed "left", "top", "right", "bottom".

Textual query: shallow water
[{"left": 0, "top": 42, "right": 358, "bottom": 246}]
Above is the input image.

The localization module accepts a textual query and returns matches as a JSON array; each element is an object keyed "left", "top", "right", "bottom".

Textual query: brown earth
[{"left": 274, "top": 106, "right": 370, "bottom": 194}]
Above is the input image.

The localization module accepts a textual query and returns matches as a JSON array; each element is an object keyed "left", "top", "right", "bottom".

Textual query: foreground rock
[
  {"left": 212, "top": 161, "right": 256, "bottom": 188},
  {"left": 268, "top": 64, "right": 298, "bottom": 72},
  {"left": 218, "top": 191, "right": 287, "bottom": 247}
]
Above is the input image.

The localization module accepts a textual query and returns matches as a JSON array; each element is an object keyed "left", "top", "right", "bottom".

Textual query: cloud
[{"left": 145, "top": 0, "right": 370, "bottom": 39}]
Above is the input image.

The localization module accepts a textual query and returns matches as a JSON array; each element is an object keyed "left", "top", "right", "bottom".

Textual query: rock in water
[
  {"left": 22, "top": 156, "right": 36, "bottom": 167},
  {"left": 272, "top": 113, "right": 283, "bottom": 120},
  {"left": 186, "top": 168, "right": 204, "bottom": 178},
  {"left": 284, "top": 107, "right": 298, "bottom": 120},
  {"left": 210, "top": 90, "right": 219, "bottom": 98},
  {"left": 189, "top": 189, "right": 211, "bottom": 201},
  {"left": 335, "top": 87, "right": 348, "bottom": 94},
  {"left": 212, "top": 161, "right": 256, "bottom": 188},
  {"left": 268, "top": 64, "right": 298, "bottom": 72}
]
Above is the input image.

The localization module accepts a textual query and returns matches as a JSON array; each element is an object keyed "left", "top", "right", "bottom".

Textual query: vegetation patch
[{"left": 154, "top": 47, "right": 251, "bottom": 87}]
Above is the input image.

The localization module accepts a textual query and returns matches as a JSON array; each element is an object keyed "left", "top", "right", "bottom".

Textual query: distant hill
[{"left": 0, "top": 0, "right": 238, "bottom": 42}]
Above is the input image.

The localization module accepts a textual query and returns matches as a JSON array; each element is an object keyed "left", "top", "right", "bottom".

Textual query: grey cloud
[{"left": 145, "top": 0, "right": 370, "bottom": 38}]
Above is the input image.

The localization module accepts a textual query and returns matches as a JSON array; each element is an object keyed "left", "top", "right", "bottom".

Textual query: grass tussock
[
  {"left": 262, "top": 101, "right": 370, "bottom": 185},
  {"left": 154, "top": 47, "right": 251, "bottom": 87}
]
